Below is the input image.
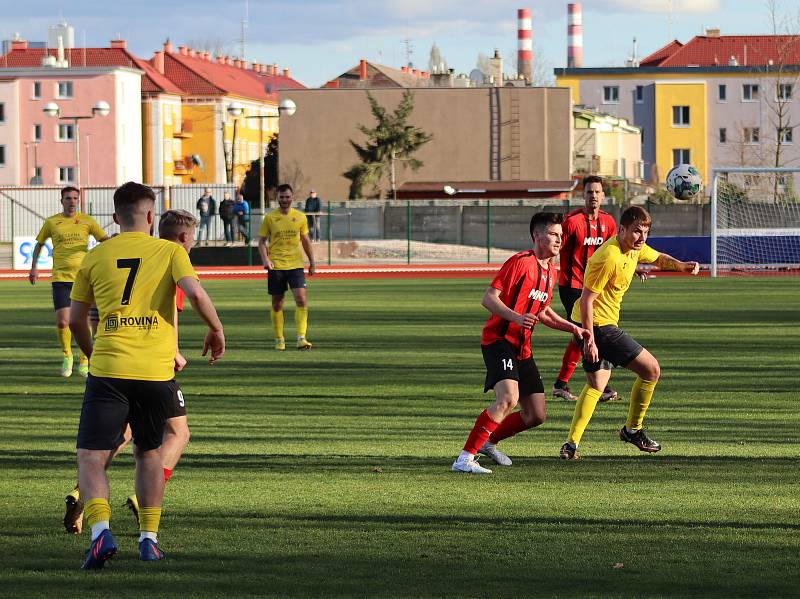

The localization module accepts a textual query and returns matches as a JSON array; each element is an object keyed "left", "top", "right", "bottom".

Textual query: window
[
  {"left": 672, "top": 148, "right": 691, "bottom": 165},
  {"left": 33, "top": 166, "right": 42, "bottom": 180},
  {"left": 0, "top": 145, "right": 5, "bottom": 166},
  {"left": 744, "top": 127, "right": 760, "bottom": 143},
  {"left": 57, "top": 123, "right": 75, "bottom": 141},
  {"left": 603, "top": 86, "right": 619, "bottom": 103},
  {"left": 635, "top": 85, "right": 644, "bottom": 103},
  {"left": 743, "top": 84, "right": 759, "bottom": 101},
  {"left": 719, "top": 128, "right": 727, "bottom": 144},
  {"left": 58, "top": 167, "right": 75, "bottom": 183},
  {"left": 718, "top": 84, "right": 727, "bottom": 102},
  {"left": 672, "top": 105, "right": 690, "bottom": 126},
  {"left": 779, "top": 127, "right": 793, "bottom": 143},
  {"left": 778, "top": 83, "right": 793, "bottom": 101},
  {"left": 33, "top": 124, "right": 42, "bottom": 141},
  {"left": 33, "top": 81, "right": 41, "bottom": 99},
  {"left": 57, "top": 81, "right": 73, "bottom": 98},
  {"left": 0, "top": 102, "right": 5, "bottom": 122}
]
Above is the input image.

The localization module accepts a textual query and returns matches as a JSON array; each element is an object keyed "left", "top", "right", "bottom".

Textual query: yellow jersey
[
  {"left": 571, "top": 237, "right": 660, "bottom": 327},
  {"left": 35, "top": 212, "right": 106, "bottom": 282},
  {"left": 258, "top": 208, "right": 309, "bottom": 270},
  {"left": 70, "top": 232, "right": 197, "bottom": 381}
]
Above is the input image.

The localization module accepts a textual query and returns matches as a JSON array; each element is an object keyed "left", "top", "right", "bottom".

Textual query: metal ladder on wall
[
  {"left": 509, "top": 89, "right": 521, "bottom": 181},
  {"left": 489, "top": 88, "right": 501, "bottom": 181}
]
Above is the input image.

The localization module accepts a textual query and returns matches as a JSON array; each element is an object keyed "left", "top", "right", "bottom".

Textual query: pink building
[{"left": 0, "top": 40, "right": 142, "bottom": 187}]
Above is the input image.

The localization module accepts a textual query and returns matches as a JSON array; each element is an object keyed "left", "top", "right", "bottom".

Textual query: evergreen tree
[{"left": 241, "top": 132, "right": 278, "bottom": 209}]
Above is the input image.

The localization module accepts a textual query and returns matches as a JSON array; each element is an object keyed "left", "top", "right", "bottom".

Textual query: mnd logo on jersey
[
  {"left": 104, "top": 312, "right": 160, "bottom": 332},
  {"left": 528, "top": 289, "right": 549, "bottom": 302},
  {"left": 583, "top": 236, "right": 605, "bottom": 246}
]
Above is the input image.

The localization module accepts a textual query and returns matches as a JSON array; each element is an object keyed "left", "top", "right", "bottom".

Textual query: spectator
[
  {"left": 219, "top": 191, "right": 236, "bottom": 246},
  {"left": 304, "top": 189, "right": 322, "bottom": 242},
  {"left": 234, "top": 193, "right": 251, "bottom": 245},
  {"left": 196, "top": 187, "right": 216, "bottom": 245}
]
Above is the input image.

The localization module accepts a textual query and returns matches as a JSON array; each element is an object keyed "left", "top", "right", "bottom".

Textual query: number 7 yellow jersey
[{"left": 70, "top": 232, "right": 197, "bottom": 381}]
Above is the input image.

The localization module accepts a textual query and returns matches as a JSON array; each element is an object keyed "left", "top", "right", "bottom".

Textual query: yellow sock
[
  {"left": 139, "top": 506, "right": 162, "bottom": 533},
  {"left": 57, "top": 327, "right": 72, "bottom": 356},
  {"left": 270, "top": 309, "right": 284, "bottom": 340},
  {"left": 566, "top": 385, "right": 603, "bottom": 445},
  {"left": 295, "top": 307, "right": 308, "bottom": 338},
  {"left": 84, "top": 498, "right": 111, "bottom": 528},
  {"left": 79, "top": 350, "right": 89, "bottom": 365},
  {"left": 68, "top": 485, "right": 80, "bottom": 501},
  {"left": 626, "top": 377, "right": 658, "bottom": 430}
]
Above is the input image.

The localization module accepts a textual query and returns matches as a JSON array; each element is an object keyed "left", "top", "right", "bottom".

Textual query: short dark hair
[
  {"left": 529, "top": 211, "right": 564, "bottom": 238},
  {"left": 582, "top": 175, "right": 604, "bottom": 189},
  {"left": 159, "top": 209, "right": 198, "bottom": 240},
  {"left": 277, "top": 183, "right": 293, "bottom": 194},
  {"left": 113, "top": 182, "right": 156, "bottom": 226},
  {"left": 60, "top": 186, "right": 80, "bottom": 198},
  {"left": 620, "top": 205, "right": 652, "bottom": 228}
]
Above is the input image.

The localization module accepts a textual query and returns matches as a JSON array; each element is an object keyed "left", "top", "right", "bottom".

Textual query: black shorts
[
  {"left": 559, "top": 285, "right": 582, "bottom": 319},
  {"left": 267, "top": 268, "right": 306, "bottom": 295},
  {"left": 481, "top": 340, "right": 544, "bottom": 396},
  {"left": 76, "top": 375, "right": 182, "bottom": 451},
  {"left": 575, "top": 325, "right": 644, "bottom": 373},
  {"left": 52, "top": 282, "right": 73, "bottom": 310},
  {"left": 164, "top": 386, "right": 187, "bottom": 419}
]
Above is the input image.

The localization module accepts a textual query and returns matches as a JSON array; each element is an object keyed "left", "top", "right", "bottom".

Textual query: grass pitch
[{"left": 0, "top": 276, "right": 798, "bottom": 598}]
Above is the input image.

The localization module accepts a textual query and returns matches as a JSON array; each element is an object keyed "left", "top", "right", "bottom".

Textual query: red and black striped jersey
[
  {"left": 558, "top": 208, "right": 617, "bottom": 289},
  {"left": 481, "top": 250, "right": 556, "bottom": 360}
]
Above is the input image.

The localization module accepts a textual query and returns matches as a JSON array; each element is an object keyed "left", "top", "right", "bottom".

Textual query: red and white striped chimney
[
  {"left": 567, "top": 3, "right": 583, "bottom": 68},
  {"left": 517, "top": 8, "right": 533, "bottom": 81}
]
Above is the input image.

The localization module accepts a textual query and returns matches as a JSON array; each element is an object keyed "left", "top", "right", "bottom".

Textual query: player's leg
[
  {"left": 75, "top": 375, "right": 128, "bottom": 569},
  {"left": 76, "top": 305, "right": 99, "bottom": 377},
  {"left": 269, "top": 271, "right": 287, "bottom": 350},
  {"left": 290, "top": 271, "right": 311, "bottom": 350},
  {"left": 619, "top": 347, "right": 662, "bottom": 452},
  {"left": 52, "top": 282, "right": 73, "bottom": 376},
  {"left": 553, "top": 286, "right": 582, "bottom": 400}
]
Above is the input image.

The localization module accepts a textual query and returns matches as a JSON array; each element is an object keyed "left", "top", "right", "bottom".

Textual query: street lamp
[
  {"left": 228, "top": 98, "right": 296, "bottom": 210},
  {"left": 43, "top": 100, "right": 110, "bottom": 193}
]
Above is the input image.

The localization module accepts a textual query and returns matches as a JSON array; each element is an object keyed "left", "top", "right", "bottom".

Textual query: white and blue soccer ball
[{"left": 666, "top": 164, "right": 703, "bottom": 200}]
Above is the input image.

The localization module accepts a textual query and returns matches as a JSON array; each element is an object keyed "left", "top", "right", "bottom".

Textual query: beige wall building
[
  {"left": 279, "top": 87, "right": 572, "bottom": 200},
  {"left": 573, "top": 106, "right": 643, "bottom": 181}
]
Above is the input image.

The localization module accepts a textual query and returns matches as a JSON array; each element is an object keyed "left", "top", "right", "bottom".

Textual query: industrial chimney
[
  {"left": 517, "top": 8, "right": 532, "bottom": 81},
  {"left": 567, "top": 3, "right": 583, "bottom": 68}
]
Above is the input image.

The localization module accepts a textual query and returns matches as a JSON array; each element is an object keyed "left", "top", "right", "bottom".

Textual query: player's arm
[
  {"left": 481, "top": 287, "right": 537, "bottom": 329},
  {"left": 174, "top": 308, "right": 187, "bottom": 372},
  {"left": 538, "top": 306, "right": 591, "bottom": 341},
  {"left": 177, "top": 276, "right": 225, "bottom": 364},
  {"left": 257, "top": 236, "right": 274, "bottom": 270},
  {"left": 28, "top": 242, "right": 45, "bottom": 284},
  {"left": 654, "top": 252, "right": 700, "bottom": 275},
  {"left": 579, "top": 288, "right": 600, "bottom": 363},
  {"left": 300, "top": 233, "right": 316, "bottom": 276},
  {"left": 69, "top": 300, "right": 94, "bottom": 358}
]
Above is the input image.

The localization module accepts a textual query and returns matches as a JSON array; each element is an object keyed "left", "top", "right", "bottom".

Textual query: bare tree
[
  {"left": 504, "top": 44, "right": 554, "bottom": 86},
  {"left": 428, "top": 43, "right": 447, "bottom": 74},
  {"left": 186, "top": 37, "right": 231, "bottom": 58}
]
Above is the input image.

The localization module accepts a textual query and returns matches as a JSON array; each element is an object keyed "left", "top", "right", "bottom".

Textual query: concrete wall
[{"left": 279, "top": 87, "right": 572, "bottom": 200}]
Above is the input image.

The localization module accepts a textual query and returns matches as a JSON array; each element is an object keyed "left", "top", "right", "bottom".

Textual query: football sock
[
  {"left": 68, "top": 485, "right": 80, "bottom": 501},
  {"left": 139, "top": 507, "right": 162, "bottom": 535},
  {"left": 462, "top": 410, "right": 501, "bottom": 455},
  {"left": 625, "top": 377, "right": 658, "bottom": 431},
  {"left": 270, "top": 309, "right": 284, "bottom": 340},
  {"left": 78, "top": 350, "right": 89, "bottom": 365},
  {"left": 84, "top": 498, "right": 111, "bottom": 541},
  {"left": 557, "top": 339, "right": 583, "bottom": 384},
  {"left": 489, "top": 411, "right": 530, "bottom": 444},
  {"left": 295, "top": 307, "right": 309, "bottom": 338},
  {"left": 566, "top": 385, "right": 603, "bottom": 445},
  {"left": 57, "top": 327, "right": 72, "bottom": 356},
  {"left": 163, "top": 468, "right": 173, "bottom": 483},
  {"left": 139, "top": 531, "right": 157, "bottom": 543}
]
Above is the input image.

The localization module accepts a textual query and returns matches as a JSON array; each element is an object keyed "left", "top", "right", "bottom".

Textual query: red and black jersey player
[
  {"left": 552, "top": 175, "right": 619, "bottom": 403},
  {"left": 452, "top": 212, "right": 591, "bottom": 474}
]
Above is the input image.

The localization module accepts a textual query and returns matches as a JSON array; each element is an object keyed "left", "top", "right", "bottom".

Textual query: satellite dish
[
  {"left": 191, "top": 154, "right": 205, "bottom": 171},
  {"left": 469, "top": 69, "right": 485, "bottom": 86}
]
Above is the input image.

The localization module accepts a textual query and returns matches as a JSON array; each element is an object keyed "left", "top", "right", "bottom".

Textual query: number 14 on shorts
[{"left": 502, "top": 358, "right": 514, "bottom": 371}]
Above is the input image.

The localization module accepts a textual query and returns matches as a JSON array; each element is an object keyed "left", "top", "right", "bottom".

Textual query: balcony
[
  {"left": 173, "top": 119, "right": 193, "bottom": 138},
  {"left": 173, "top": 158, "right": 192, "bottom": 175}
]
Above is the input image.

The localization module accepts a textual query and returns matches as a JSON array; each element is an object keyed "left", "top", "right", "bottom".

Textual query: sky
[{"left": 1, "top": 1, "right": 794, "bottom": 87}]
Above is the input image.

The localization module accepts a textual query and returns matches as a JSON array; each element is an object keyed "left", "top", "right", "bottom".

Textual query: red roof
[
  {"left": 0, "top": 47, "right": 182, "bottom": 94},
  {"left": 640, "top": 35, "right": 800, "bottom": 67}
]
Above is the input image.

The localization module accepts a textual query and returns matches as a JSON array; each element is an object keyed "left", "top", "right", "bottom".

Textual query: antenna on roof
[
  {"left": 668, "top": 0, "right": 673, "bottom": 41},
  {"left": 238, "top": 0, "right": 249, "bottom": 60},
  {"left": 402, "top": 35, "right": 414, "bottom": 67}
]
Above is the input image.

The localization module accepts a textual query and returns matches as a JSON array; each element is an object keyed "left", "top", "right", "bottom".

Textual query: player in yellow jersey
[
  {"left": 68, "top": 182, "right": 224, "bottom": 569},
  {"left": 29, "top": 186, "right": 110, "bottom": 377},
  {"left": 560, "top": 206, "right": 699, "bottom": 460},
  {"left": 258, "top": 183, "right": 316, "bottom": 350}
]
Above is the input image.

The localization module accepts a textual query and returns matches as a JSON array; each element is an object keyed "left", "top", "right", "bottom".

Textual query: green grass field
[{"left": 1, "top": 276, "right": 798, "bottom": 598}]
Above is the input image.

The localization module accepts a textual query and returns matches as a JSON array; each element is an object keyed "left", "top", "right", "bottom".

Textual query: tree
[
  {"left": 343, "top": 90, "right": 432, "bottom": 199},
  {"left": 241, "top": 133, "right": 278, "bottom": 209},
  {"left": 428, "top": 43, "right": 447, "bottom": 73}
]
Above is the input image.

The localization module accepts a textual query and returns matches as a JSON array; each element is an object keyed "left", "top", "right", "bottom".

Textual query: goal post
[{"left": 710, "top": 167, "right": 800, "bottom": 277}]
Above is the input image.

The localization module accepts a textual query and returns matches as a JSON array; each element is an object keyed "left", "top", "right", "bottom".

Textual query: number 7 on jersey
[{"left": 117, "top": 258, "right": 141, "bottom": 305}]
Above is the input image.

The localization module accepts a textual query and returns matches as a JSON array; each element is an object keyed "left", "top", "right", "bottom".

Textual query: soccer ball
[{"left": 666, "top": 164, "right": 703, "bottom": 201}]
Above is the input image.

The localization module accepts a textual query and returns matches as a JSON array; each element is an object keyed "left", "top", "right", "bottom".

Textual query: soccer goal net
[{"left": 711, "top": 167, "right": 800, "bottom": 276}]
